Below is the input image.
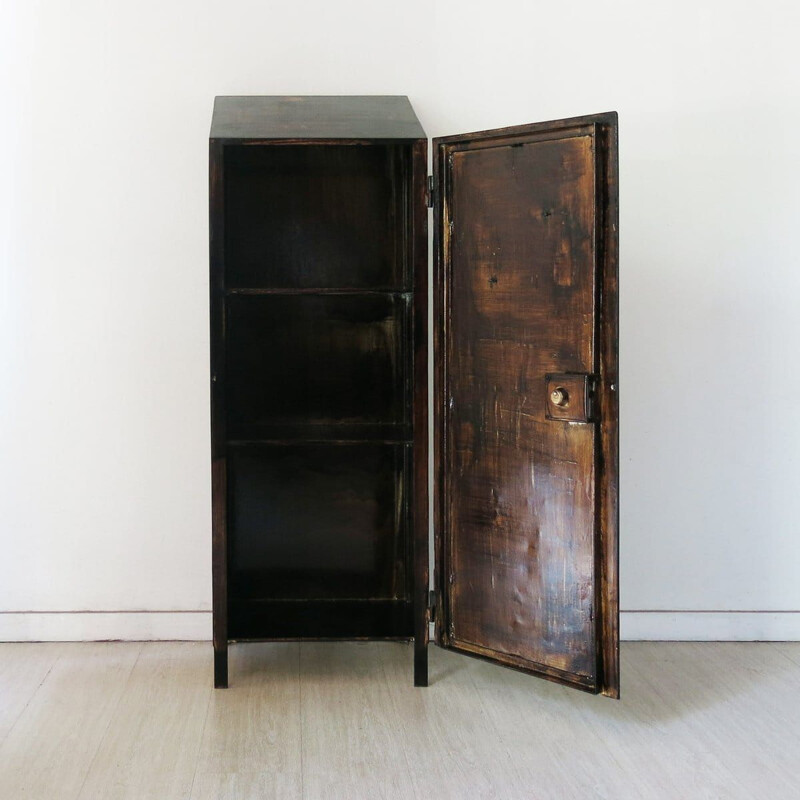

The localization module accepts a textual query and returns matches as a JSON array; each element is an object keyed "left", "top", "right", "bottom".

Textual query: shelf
[
  {"left": 229, "top": 440, "right": 412, "bottom": 448},
  {"left": 225, "top": 287, "right": 411, "bottom": 297},
  {"left": 228, "top": 598, "right": 414, "bottom": 640},
  {"left": 227, "top": 422, "right": 412, "bottom": 444}
]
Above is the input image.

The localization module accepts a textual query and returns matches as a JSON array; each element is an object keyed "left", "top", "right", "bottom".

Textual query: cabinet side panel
[
  {"left": 411, "top": 139, "right": 429, "bottom": 685},
  {"left": 210, "top": 140, "right": 228, "bottom": 683}
]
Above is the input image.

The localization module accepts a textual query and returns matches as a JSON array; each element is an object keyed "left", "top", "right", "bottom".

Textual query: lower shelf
[{"left": 228, "top": 598, "right": 414, "bottom": 640}]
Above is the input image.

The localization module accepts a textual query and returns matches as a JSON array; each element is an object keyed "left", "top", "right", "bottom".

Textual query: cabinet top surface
[{"left": 210, "top": 95, "right": 426, "bottom": 140}]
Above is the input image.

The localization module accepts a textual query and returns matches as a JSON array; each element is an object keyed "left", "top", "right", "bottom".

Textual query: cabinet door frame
[{"left": 432, "top": 113, "right": 619, "bottom": 697}]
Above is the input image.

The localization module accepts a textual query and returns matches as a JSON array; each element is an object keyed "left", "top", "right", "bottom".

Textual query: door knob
[{"left": 550, "top": 387, "right": 569, "bottom": 407}]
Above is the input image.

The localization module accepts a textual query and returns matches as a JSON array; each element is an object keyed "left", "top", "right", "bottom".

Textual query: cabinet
[{"left": 210, "top": 96, "right": 619, "bottom": 697}]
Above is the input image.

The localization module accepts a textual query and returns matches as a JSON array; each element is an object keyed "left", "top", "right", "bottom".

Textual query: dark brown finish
[
  {"left": 227, "top": 443, "right": 408, "bottom": 602},
  {"left": 433, "top": 113, "right": 619, "bottom": 697},
  {"left": 210, "top": 95, "right": 426, "bottom": 141},
  {"left": 210, "top": 96, "right": 428, "bottom": 687},
  {"left": 225, "top": 293, "right": 410, "bottom": 439},
  {"left": 228, "top": 598, "right": 413, "bottom": 640},
  {"left": 595, "top": 118, "right": 620, "bottom": 698},
  {"left": 410, "top": 139, "right": 429, "bottom": 687},
  {"left": 211, "top": 97, "right": 618, "bottom": 696},
  {"left": 209, "top": 139, "right": 228, "bottom": 688},
  {"left": 224, "top": 145, "right": 407, "bottom": 290}
]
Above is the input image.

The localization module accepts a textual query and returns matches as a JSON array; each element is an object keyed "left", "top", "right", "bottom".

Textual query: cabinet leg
[
  {"left": 214, "top": 645, "right": 228, "bottom": 688},
  {"left": 414, "top": 640, "right": 428, "bottom": 687}
]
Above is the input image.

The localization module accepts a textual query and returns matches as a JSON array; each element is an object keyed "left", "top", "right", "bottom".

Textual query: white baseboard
[
  {"left": 621, "top": 611, "right": 800, "bottom": 641},
  {"left": 1, "top": 610, "right": 798, "bottom": 642},
  {"left": 0, "top": 611, "right": 212, "bottom": 642}
]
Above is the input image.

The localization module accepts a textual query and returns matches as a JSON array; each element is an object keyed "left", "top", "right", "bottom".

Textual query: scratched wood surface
[
  {"left": 1, "top": 642, "right": 799, "bottom": 800},
  {"left": 448, "top": 132, "right": 596, "bottom": 680},
  {"left": 434, "top": 115, "right": 618, "bottom": 695}
]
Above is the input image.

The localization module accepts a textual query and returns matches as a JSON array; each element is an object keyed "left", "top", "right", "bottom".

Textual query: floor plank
[
  {"left": 378, "top": 643, "right": 530, "bottom": 799},
  {"left": 0, "top": 642, "right": 141, "bottom": 800},
  {"left": 0, "top": 643, "right": 64, "bottom": 746},
  {"left": 630, "top": 642, "right": 800, "bottom": 799},
  {"left": 467, "top": 651, "right": 656, "bottom": 800},
  {"left": 299, "top": 641, "right": 418, "bottom": 800},
  {"left": 191, "top": 642, "right": 302, "bottom": 800},
  {"left": 77, "top": 642, "right": 212, "bottom": 800},
  {"left": 775, "top": 642, "right": 800, "bottom": 668},
  {"left": 0, "top": 641, "right": 798, "bottom": 800},
  {"left": 574, "top": 644, "right": 749, "bottom": 799}
]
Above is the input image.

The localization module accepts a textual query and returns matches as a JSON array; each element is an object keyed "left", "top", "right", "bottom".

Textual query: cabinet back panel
[
  {"left": 228, "top": 444, "right": 409, "bottom": 602},
  {"left": 225, "top": 294, "right": 409, "bottom": 437},
  {"left": 224, "top": 144, "right": 407, "bottom": 289}
]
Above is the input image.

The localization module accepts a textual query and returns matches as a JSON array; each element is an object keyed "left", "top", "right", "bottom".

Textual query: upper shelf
[{"left": 210, "top": 96, "right": 426, "bottom": 141}]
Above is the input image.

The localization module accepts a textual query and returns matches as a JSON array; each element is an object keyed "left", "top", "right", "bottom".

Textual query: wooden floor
[{"left": 0, "top": 642, "right": 799, "bottom": 799}]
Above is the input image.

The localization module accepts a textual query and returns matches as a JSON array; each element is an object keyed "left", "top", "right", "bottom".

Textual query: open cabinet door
[{"left": 433, "top": 113, "right": 619, "bottom": 697}]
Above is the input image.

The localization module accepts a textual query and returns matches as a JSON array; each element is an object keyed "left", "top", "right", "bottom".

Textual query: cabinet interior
[{"left": 223, "top": 143, "right": 415, "bottom": 640}]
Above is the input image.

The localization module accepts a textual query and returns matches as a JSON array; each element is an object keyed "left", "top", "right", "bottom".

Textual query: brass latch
[{"left": 545, "top": 373, "right": 596, "bottom": 422}]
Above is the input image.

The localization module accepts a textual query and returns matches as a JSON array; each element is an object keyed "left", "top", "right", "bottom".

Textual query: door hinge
[
  {"left": 428, "top": 590, "right": 436, "bottom": 623},
  {"left": 426, "top": 175, "right": 434, "bottom": 208}
]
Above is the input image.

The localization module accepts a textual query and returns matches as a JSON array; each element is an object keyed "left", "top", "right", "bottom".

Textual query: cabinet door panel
[{"left": 433, "top": 114, "right": 619, "bottom": 696}]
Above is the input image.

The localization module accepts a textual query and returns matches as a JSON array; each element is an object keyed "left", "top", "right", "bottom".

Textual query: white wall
[{"left": 2, "top": 0, "right": 799, "bottom": 641}]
